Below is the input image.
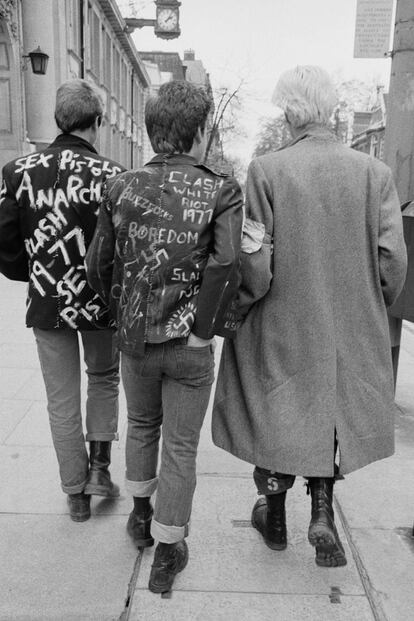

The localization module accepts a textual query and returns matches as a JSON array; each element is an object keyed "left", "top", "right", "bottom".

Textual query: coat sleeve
[
  {"left": 236, "top": 158, "right": 274, "bottom": 315},
  {"left": 85, "top": 186, "right": 116, "bottom": 305},
  {"left": 378, "top": 168, "right": 407, "bottom": 307},
  {"left": 0, "top": 168, "right": 29, "bottom": 281},
  {"left": 191, "top": 176, "right": 244, "bottom": 339}
]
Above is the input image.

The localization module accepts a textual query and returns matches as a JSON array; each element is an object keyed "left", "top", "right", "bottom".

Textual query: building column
[
  {"left": 0, "top": 9, "right": 31, "bottom": 170},
  {"left": 21, "top": 0, "right": 67, "bottom": 149}
]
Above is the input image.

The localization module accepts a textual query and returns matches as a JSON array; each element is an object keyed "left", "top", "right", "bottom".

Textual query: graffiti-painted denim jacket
[
  {"left": 86, "top": 153, "right": 244, "bottom": 355},
  {"left": 0, "top": 134, "right": 124, "bottom": 330}
]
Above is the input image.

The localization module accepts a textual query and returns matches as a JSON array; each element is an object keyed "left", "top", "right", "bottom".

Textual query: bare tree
[
  {"left": 253, "top": 77, "right": 381, "bottom": 156},
  {"left": 204, "top": 81, "right": 245, "bottom": 164},
  {"left": 333, "top": 77, "right": 379, "bottom": 144},
  {"left": 253, "top": 114, "right": 291, "bottom": 158}
]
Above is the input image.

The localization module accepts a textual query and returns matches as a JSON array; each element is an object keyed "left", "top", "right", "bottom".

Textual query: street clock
[
  {"left": 124, "top": 0, "right": 181, "bottom": 40},
  {"left": 154, "top": 0, "right": 181, "bottom": 39}
]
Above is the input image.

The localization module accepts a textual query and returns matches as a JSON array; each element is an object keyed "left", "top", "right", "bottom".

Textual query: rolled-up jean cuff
[
  {"left": 125, "top": 476, "right": 158, "bottom": 497},
  {"left": 85, "top": 432, "right": 119, "bottom": 441},
  {"left": 151, "top": 519, "right": 190, "bottom": 544},
  {"left": 61, "top": 479, "right": 87, "bottom": 495}
]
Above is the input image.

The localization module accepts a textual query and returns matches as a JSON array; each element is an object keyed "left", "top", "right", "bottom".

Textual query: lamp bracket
[{"left": 124, "top": 18, "right": 156, "bottom": 33}]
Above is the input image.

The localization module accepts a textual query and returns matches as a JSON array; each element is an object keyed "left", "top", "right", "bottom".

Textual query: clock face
[{"left": 157, "top": 8, "right": 178, "bottom": 31}]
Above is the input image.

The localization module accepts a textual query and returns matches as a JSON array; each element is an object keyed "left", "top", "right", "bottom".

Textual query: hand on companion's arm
[
  {"left": 236, "top": 159, "right": 274, "bottom": 314},
  {"left": 191, "top": 176, "right": 244, "bottom": 339}
]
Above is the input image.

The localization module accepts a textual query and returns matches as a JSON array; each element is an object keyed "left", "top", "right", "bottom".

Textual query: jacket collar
[
  {"left": 48, "top": 133, "right": 98, "bottom": 154},
  {"left": 145, "top": 153, "right": 198, "bottom": 167},
  {"left": 285, "top": 124, "right": 336, "bottom": 149}
]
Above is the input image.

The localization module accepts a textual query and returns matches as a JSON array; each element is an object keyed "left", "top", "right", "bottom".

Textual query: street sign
[{"left": 354, "top": 0, "right": 394, "bottom": 58}]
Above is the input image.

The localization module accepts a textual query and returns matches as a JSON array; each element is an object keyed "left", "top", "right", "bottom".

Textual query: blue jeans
[
  {"left": 122, "top": 339, "right": 215, "bottom": 543},
  {"left": 33, "top": 328, "right": 119, "bottom": 494}
]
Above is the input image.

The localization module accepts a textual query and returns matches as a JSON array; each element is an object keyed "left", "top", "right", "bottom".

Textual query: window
[
  {"left": 120, "top": 61, "right": 129, "bottom": 111},
  {"left": 371, "top": 135, "right": 379, "bottom": 159},
  {"left": 0, "top": 78, "right": 11, "bottom": 133},
  {"left": 112, "top": 46, "right": 120, "bottom": 100},
  {"left": 379, "top": 137, "right": 385, "bottom": 161},
  {"left": 89, "top": 7, "right": 101, "bottom": 78},
  {"left": 66, "top": 0, "right": 82, "bottom": 57},
  {"left": 103, "top": 30, "right": 111, "bottom": 88}
]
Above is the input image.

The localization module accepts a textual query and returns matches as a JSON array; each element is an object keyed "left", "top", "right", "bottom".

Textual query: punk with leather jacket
[
  {"left": 86, "top": 153, "right": 244, "bottom": 355},
  {"left": 0, "top": 134, "right": 124, "bottom": 330}
]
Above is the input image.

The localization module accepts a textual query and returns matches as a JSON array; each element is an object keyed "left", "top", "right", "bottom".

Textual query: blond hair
[{"left": 272, "top": 65, "right": 337, "bottom": 129}]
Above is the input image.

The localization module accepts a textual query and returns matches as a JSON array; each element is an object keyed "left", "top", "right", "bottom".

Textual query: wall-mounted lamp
[{"left": 23, "top": 46, "right": 49, "bottom": 75}]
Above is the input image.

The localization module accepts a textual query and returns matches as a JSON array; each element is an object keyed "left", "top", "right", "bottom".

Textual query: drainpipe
[{"left": 80, "top": 0, "right": 85, "bottom": 78}]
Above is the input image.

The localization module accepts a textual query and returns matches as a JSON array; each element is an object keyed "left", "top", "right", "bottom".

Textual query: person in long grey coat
[{"left": 212, "top": 65, "right": 407, "bottom": 568}]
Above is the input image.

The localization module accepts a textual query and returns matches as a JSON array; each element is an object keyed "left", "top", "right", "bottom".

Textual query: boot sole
[
  {"left": 83, "top": 484, "right": 120, "bottom": 497},
  {"left": 148, "top": 552, "right": 189, "bottom": 593},
  {"left": 69, "top": 512, "right": 90, "bottom": 522},
  {"left": 264, "top": 539, "right": 287, "bottom": 551},
  {"left": 128, "top": 533, "right": 154, "bottom": 548},
  {"left": 308, "top": 527, "right": 347, "bottom": 567}
]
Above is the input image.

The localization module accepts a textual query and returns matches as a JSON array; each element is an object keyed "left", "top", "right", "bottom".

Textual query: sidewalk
[{"left": 1, "top": 275, "right": 413, "bottom": 621}]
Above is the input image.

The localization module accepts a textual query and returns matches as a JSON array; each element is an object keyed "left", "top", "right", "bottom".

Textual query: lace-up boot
[
  {"left": 307, "top": 477, "right": 346, "bottom": 567},
  {"left": 251, "top": 491, "right": 287, "bottom": 550}
]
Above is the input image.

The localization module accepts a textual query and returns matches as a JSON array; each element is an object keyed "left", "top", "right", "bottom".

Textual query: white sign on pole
[{"left": 354, "top": 0, "right": 394, "bottom": 58}]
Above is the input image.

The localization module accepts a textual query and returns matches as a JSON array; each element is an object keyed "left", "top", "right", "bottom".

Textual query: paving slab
[
  {"left": 0, "top": 325, "right": 36, "bottom": 345},
  {"left": 0, "top": 367, "right": 38, "bottom": 400},
  {"left": 0, "top": 398, "right": 32, "bottom": 443},
  {"left": 335, "top": 458, "right": 414, "bottom": 530},
  {"left": 2, "top": 276, "right": 414, "bottom": 621},
  {"left": 5, "top": 400, "right": 54, "bottom": 446},
  {"left": 129, "top": 591, "right": 374, "bottom": 621},
  {"left": 345, "top": 527, "right": 414, "bottom": 621},
  {"left": 0, "top": 341, "right": 39, "bottom": 369},
  {"left": 16, "top": 367, "right": 48, "bottom": 401},
  {"left": 334, "top": 344, "right": 414, "bottom": 621},
  {"left": 0, "top": 514, "right": 137, "bottom": 621},
  {"left": 0, "top": 444, "right": 131, "bottom": 517},
  {"left": 128, "top": 476, "right": 369, "bottom": 621},
  {"left": 395, "top": 325, "right": 414, "bottom": 414},
  {"left": 5, "top": 400, "right": 128, "bottom": 449},
  {"left": 135, "top": 477, "right": 363, "bottom": 594},
  {"left": 197, "top": 424, "right": 253, "bottom": 476}
]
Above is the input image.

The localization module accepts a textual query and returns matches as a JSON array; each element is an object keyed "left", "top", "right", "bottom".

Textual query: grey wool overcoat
[{"left": 212, "top": 125, "right": 407, "bottom": 476}]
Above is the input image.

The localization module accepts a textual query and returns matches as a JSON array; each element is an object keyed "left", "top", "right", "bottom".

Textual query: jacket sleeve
[
  {"left": 191, "top": 176, "right": 244, "bottom": 339},
  {"left": 85, "top": 186, "right": 116, "bottom": 305},
  {"left": 378, "top": 168, "right": 407, "bottom": 307},
  {"left": 0, "top": 169, "right": 29, "bottom": 281},
  {"left": 236, "top": 158, "right": 274, "bottom": 315}
]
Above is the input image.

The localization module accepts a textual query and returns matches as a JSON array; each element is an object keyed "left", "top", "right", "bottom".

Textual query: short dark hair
[
  {"left": 145, "top": 80, "right": 212, "bottom": 154},
  {"left": 55, "top": 78, "right": 103, "bottom": 134}
]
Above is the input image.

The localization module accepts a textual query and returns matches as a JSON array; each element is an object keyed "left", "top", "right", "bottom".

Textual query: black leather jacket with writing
[
  {"left": 0, "top": 134, "right": 124, "bottom": 330},
  {"left": 86, "top": 153, "right": 243, "bottom": 355}
]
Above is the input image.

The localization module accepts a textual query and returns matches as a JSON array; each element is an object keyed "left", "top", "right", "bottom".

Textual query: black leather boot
[
  {"left": 67, "top": 492, "right": 91, "bottom": 522},
  {"left": 307, "top": 477, "right": 346, "bottom": 567},
  {"left": 84, "top": 441, "right": 120, "bottom": 497},
  {"left": 148, "top": 540, "right": 189, "bottom": 593},
  {"left": 126, "top": 503, "right": 154, "bottom": 548},
  {"left": 251, "top": 492, "right": 287, "bottom": 550}
]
